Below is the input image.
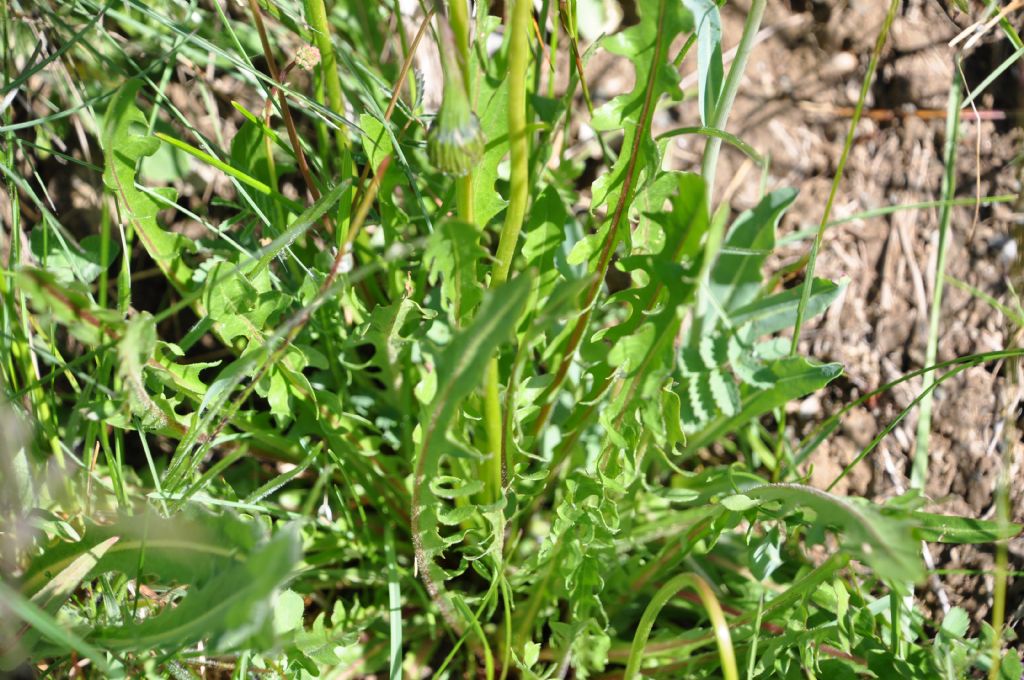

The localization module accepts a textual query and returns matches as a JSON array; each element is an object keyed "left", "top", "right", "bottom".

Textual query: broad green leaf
[
  {"left": 93, "top": 524, "right": 299, "bottom": 652},
  {"left": 730, "top": 277, "right": 846, "bottom": 339},
  {"left": 939, "top": 607, "right": 969, "bottom": 639},
  {"left": 359, "top": 112, "right": 393, "bottom": 171},
  {"left": 20, "top": 512, "right": 261, "bottom": 598},
  {"left": 229, "top": 119, "right": 280, "bottom": 223},
  {"left": 273, "top": 590, "right": 306, "bottom": 636},
  {"left": 744, "top": 483, "right": 923, "bottom": 584},
  {"left": 720, "top": 493, "right": 759, "bottom": 511},
  {"left": 471, "top": 19, "right": 511, "bottom": 228}
]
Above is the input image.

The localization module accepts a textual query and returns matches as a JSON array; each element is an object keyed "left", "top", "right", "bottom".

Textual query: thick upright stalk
[
  {"left": 482, "top": 0, "right": 532, "bottom": 503},
  {"left": 491, "top": 0, "right": 530, "bottom": 286},
  {"left": 303, "top": 0, "right": 354, "bottom": 246},
  {"left": 304, "top": 0, "right": 350, "bottom": 157}
]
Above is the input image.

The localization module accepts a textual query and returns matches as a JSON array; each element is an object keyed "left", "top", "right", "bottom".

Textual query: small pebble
[
  {"left": 1000, "top": 238, "right": 1018, "bottom": 266},
  {"left": 827, "top": 52, "right": 859, "bottom": 77},
  {"left": 798, "top": 395, "right": 822, "bottom": 419}
]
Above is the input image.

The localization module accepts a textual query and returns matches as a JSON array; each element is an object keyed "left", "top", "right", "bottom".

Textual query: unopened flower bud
[{"left": 427, "top": 99, "right": 485, "bottom": 177}]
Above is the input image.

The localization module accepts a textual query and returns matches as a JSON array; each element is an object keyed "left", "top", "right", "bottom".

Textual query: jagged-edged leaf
[
  {"left": 14, "top": 268, "right": 124, "bottom": 346},
  {"left": 683, "top": 357, "right": 842, "bottom": 451},
  {"left": 348, "top": 297, "right": 433, "bottom": 382},
  {"left": 412, "top": 275, "right": 533, "bottom": 569},
  {"left": 102, "top": 80, "right": 193, "bottom": 290},
  {"left": 423, "top": 220, "right": 488, "bottom": 324},
  {"left": 708, "top": 188, "right": 796, "bottom": 316},
  {"left": 599, "top": 173, "right": 708, "bottom": 349},
  {"left": 707, "top": 369, "right": 739, "bottom": 417},
  {"left": 522, "top": 186, "right": 570, "bottom": 302},
  {"left": 118, "top": 312, "right": 166, "bottom": 430},
  {"left": 293, "top": 609, "right": 359, "bottom": 666},
  {"left": 569, "top": 0, "right": 692, "bottom": 273},
  {"left": 29, "top": 230, "right": 119, "bottom": 285},
  {"left": 728, "top": 334, "right": 774, "bottom": 389}
]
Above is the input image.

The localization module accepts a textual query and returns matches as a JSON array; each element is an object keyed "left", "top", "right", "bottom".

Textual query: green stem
[
  {"left": 624, "top": 572, "right": 738, "bottom": 680},
  {"left": 911, "top": 72, "right": 961, "bottom": 490},
  {"left": 448, "top": 0, "right": 472, "bottom": 82},
  {"left": 482, "top": 0, "right": 532, "bottom": 503},
  {"left": 482, "top": 359, "right": 504, "bottom": 503},
  {"left": 303, "top": 0, "right": 354, "bottom": 245},
  {"left": 490, "top": 0, "right": 531, "bottom": 287},
  {"left": 790, "top": 0, "right": 899, "bottom": 356},
  {"left": 303, "top": 0, "right": 349, "bottom": 155},
  {"left": 700, "top": 0, "right": 766, "bottom": 210}
]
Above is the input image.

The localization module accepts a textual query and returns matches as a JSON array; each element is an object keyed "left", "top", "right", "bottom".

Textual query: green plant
[{"left": 1, "top": 0, "right": 1021, "bottom": 678}]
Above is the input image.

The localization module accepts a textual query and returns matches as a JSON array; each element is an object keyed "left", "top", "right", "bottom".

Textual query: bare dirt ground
[{"left": 645, "top": 0, "right": 1024, "bottom": 639}]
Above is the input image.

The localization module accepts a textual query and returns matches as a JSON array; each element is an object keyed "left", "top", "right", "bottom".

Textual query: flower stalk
[{"left": 481, "top": 0, "right": 532, "bottom": 506}]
